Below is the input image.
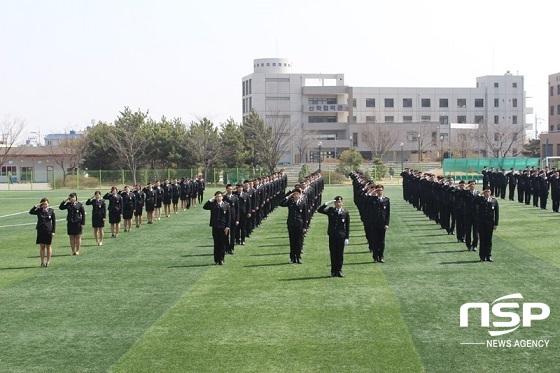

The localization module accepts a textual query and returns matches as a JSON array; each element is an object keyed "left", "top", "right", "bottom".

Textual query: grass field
[{"left": 1, "top": 186, "right": 559, "bottom": 372}]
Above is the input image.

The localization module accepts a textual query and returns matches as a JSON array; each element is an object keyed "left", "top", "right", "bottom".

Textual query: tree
[
  {"left": 336, "top": 148, "right": 363, "bottom": 175},
  {"left": 145, "top": 116, "right": 189, "bottom": 170},
  {"left": 481, "top": 121, "right": 524, "bottom": 158},
  {"left": 109, "top": 107, "right": 151, "bottom": 185},
  {"left": 0, "top": 116, "right": 26, "bottom": 168},
  {"left": 360, "top": 122, "right": 400, "bottom": 159},
  {"left": 187, "top": 118, "right": 220, "bottom": 183},
  {"left": 241, "top": 110, "right": 296, "bottom": 173},
  {"left": 522, "top": 138, "right": 540, "bottom": 157},
  {"left": 82, "top": 122, "right": 118, "bottom": 170},
  {"left": 293, "top": 129, "right": 318, "bottom": 164},
  {"left": 45, "top": 133, "right": 86, "bottom": 187},
  {"left": 219, "top": 118, "right": 248, "bottom": 168},
  {"left": 452, "top": 129, "right": 479, "bottom": 158}
]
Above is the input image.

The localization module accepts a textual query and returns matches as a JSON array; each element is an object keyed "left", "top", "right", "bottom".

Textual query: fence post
[
  {"left": 328, "top": 165, "right": 331, "bottom": 184},
  {"left": 121, "top": 169, "right": 125, "bottom": 186},
  {"left": 31, "top": 170, "right": 34, "bottom": 190},
  {"left": 99, "top": 170, "right": 102, "bottom": 189},
  {"left": 53, "top": 170, "right": 56, "bottom": 190},
  {"left": 76, "top": 169, "right": 79, "bottom": 190},
  {"left": 236, "top": 167, "right": 239, "bottom": 183}
]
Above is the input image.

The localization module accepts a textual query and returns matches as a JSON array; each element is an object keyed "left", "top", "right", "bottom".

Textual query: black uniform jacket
[{"left": 317, "top": 205, "right": 350, "bottom": 239}]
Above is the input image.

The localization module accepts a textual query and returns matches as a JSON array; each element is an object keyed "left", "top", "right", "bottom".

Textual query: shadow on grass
[
  {"left": 167, "top": 264, "right": 215, "bottom": 268},
  {"left": 195, "top": 245, "right": 214, "bottom": 248},
  {"left": 181, "top": 253, "right": 214, "bottom": 257},
  {"left": 244, "top": 262, "right": 290, "bottom": 268},
  {"left": 27, "top": 254, "right": 73, "bottom": 258},
  {"left": 426, "top": 249, "right": 468, "bottom": 254},
  {"left": 256, "top": 244, "right": 288, "bottom": 248},
  {"left": 344, "top": 261, "right": 375, "bottom": 266},
  {"left": 0, "top": 266, "right": 38, "bottom": 270},
  {"left": 279, "top": 275, "right": 332, "bottom": 281},
  {"left": 439, "top": 260, "right": 482, "bottom": 265},
  {"left": 345, "top": 250, "right": 372, "bottom": 255},
  {"left": 250, "top": 252, "right": 286, "bottom": 257}
]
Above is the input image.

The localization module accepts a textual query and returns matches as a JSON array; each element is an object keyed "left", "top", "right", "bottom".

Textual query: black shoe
[
  {"left": 330, "top": 272, "right": 335, "bottom": 277},
  {"left": 487, "top": 257, "right": 493, "bottom": 262},
  {"left": 230, "top": 251, "right": 235, "bottom": 255},
  {"left": 472, "top": 247, "right": 477, "bottom": 252},
  {"left": 296, "top": 258, "right": 302, "bottom": 264},
  {"left": 336, "top": 271, "right": 344, "bottom": 278},
  {"left": 373, "top": 257, "right": 378, "bottom": 263},
  {"left": 41, "top": 263, "right": 45, "bottom": 267},
  {"left": 379, "top": 258, "right": 385, "bottom": 263},
  {"left": 289, "top": 258, "right": 295, "bottom": 264},
  {"left": 219, "top": 260, "right": 224, "bottom": 265},
  {"left": 241, "top": 241, "right": 245, "bottom": 245}
]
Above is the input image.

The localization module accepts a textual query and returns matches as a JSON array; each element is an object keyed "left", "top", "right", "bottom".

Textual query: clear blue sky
[{"left": 1, "top": 0, "right": 557, "bottom": 141}]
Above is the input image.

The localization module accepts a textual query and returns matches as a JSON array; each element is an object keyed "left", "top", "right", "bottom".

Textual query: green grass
[{"left": 0, "top": 186, "right": 558, "bottom": 372}]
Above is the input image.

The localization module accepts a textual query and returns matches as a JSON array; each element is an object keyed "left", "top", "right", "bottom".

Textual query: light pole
[
  {"left": 440, "top": 135, "right": 444, "bottom": 168},
  {"left": 318, "top": 141, "right": 323, "bottom": 171},
  {"left": 400, "top": 142, "right": 404, "bottom": 172},
  {"left": 417, "top": 134, "right": 422, "bottom": 162}
]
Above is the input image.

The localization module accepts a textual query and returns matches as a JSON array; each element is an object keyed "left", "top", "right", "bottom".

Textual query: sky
[{"left": 1, "top": 0, "right": 558, "bottom": 143}]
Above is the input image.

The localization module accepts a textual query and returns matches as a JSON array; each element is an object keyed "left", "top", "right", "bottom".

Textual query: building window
[
  {"left": 352, "top": 98, "right": 357, "bottom": 108},
  {"left": 242, "top": 81, "right": 246, "bottom": 96},
  {"left": 248, "top": 79, "right": 251, "bottom": 94},
  {"left": 513, "top": 148, "right": 518, "bottom": 156},
  {"left": 557, "top": 124, "right": 560, "bottom": 131},
  {"left": 309, "top": 116, "right": 337, "bottom": 123},
  {"left": 267, "top": 63, "right": 270, "bottom": 66},
  {"left": 352, "top": 116, "right": 357, "bottom": 123},
  {"left": 494, "top": 82, "right": 499, "bottom": 88},
  {"left": 403, "top": 116, "right": 412, "bottom": 122},
  {"left": 272, "top": 63, "right": 276, "bottom": 66},
  {"left": 308, "top": 98, "right": 337, "bottom": 105},
  {"left": 494, "top": 132, "right": 499, "bottom": 141},
  {"left": 494, "top": 115, "right": 499, "bottom": 124},
  {"left": 421, "top": 98, "right": 431, "bottom": 108},
  {"left": 551, "top": 106, "right": 555, "bottom": 116},
  {"left": 475, "top": 115, "right": 484, "bottom": 124},
  {"left": 366, "top": 98, "right": 375, "bottom": 107},
  {"left": 352, "top": 133, "right": 358, "bottom": 147},
  {"left": 494, "top": 99, "right": 499, "bottom": 108},
  {"left": 403, "top": 98, "right": 412, "bottom": 107},
  {"left": 1, "top": 166, "right": 17, "bottom": 176},
  {"left": 407, "top": 132, "right": 419, "bottom": 141},
  {"left": 557, "top": 105, "right": 560, "bottom": 115},
  {"left": 457, "top": 116, "right": 467, "bottom": 123},
  {"left": 512, "top": 133, "right": 518, "bottom": 141},
  {"left": 513, "top": 82, "right": 517, "bottom": 88},
  {"left": 512, "top": 115, "right": 517, "bottom": 124},
  {"left": 242, "top": 99, "right": 246, "bottom": 113},
  {"left": 551, "top": 86, "right": 554, "bottom": 96},
  {"left": 457, "top": 98, "right": 467, "bottom": 108},
  {"left": 384, "top": 116, "right": 394, "bottom": 123},
  {"left": 439, "top": 116, "right": 448, "bottom": 124},
  {"left": 551, "top": 125, "right": 555, "bottom": 132},
  {"left": 366, "top": 116, "right": 376, "bottom": 123},
  {"left": 384, "top": 98, "right": 394, "bottom": 108},
  {"left": 421, "top": 115, "right": 431, "bottom": 122},
  {"left": 475, "top": 98, "right": 484, "bottom": 108},
  {"left": 439, "top": 98, "right": 448, "bottom": 108},
  {"left": 512, "top": 98, "right": 517, "bottom": 108}
]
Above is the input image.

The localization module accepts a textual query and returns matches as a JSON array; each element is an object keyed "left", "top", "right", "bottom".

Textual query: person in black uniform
[
  {"left": 369, "top": 185, "right": 390, "bottom": 263},
  {"left": 59, "top": 193, "right": 86, "bottom": 255},
  {"left": 153, "top": 181, "right": 164, "bottom": 220},
  {"left": 104, "top": 186, "right": 123, "bottom": 238},
  {"left": 143, "top": 182, "right": 155, "bottom": 224},
  {"left": 550, "top": 170, "right": 560, "bottom": 212},
  {"left": 223, "top": 184, "right": 239, "bottom": 254},
  {"left": 506, "top": 168, "right": 517, "bottom": 201},
  {"left": 476, "top": 187, "right": 499, "bottom": 262},
  {"left": 538, "top": 171, "right": 549, "bottom": 210},
  {"left": 162, "top": 179, "right": 172, "bottom": 218},
  {"left": 120, "top": 185, "right": 136, "bottom": 232},
  {"left": 203, "top": 191, "right": 231, "bottom": 265},
  {"left": 464, "top": 180, "right": 479, "bottom": 252},
  {"left": 133, "top": 183, "right": 145, "bottom": 228},
  {"left": 318, "top": 196, "right": 350, "bottom": 277},
  {"left": 180, "top": 177, "right": 189, "bottom": 211},
  {"left": 197, "top": 174, "right": 206, "bottom": 205},
  {"left": 86, "top": 191, "right": 106, "bottom": 246},
  {"left": 280, "top": 187, "right": 308, "bottom": 264},
  {"left": 30, "top": 197, "right": 56, "bottom": 267},
  {"left": 171, "top": 178, "right": 181, "bottom": 214},
  {"left": 234, "top": 182, "right": 251, "bottom": 246}
]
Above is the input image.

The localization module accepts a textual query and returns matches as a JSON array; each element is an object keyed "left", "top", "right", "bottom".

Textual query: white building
[{"left": 242, "top": 58, "right": 528, "bottom": 164}]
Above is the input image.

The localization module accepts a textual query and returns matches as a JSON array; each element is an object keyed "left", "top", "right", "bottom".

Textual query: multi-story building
[
  {"left": 540, "top": 72, "right": 560, "bottom": 161},
  {"left": 242, "top": 58, "right": 528, "bottom": 164}
]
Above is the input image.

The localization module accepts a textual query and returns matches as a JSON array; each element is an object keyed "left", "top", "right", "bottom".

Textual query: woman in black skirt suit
[
  {"left": 29, "top": 197, "right": 56, "bottom": 267},
  {"left": 59, "top": 192, "right": 86, "bottom": 255},
  {"left": 153, "top": 180, "right": 163, "bottom": 220},
  {"left": 86, "top": 191, "right": 106, "bottom": 246},
  {"left": 162, "top": 179, "right": 172, "bottom": 218},
  {"left": 172, "top": 178, "right": 181, "bottom": 214},
  {"left": 104, "top": 186, "right": 123, "bottom": 238},
  {"left": 120, "top": 185, "right": 136, "bottom": 232},
  {"left": 143, "top": 182, "right": 155, "bottom": 224},
  {"left": 133, "top": 183, "right": 145, "bottom": 228}
]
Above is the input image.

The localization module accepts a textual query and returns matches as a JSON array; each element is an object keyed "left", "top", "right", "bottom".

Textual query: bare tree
[
  {"left": 360, "top": 122, "right": 400, "bottom": 159},
  {"left": 186, "top": 117, "right": 221, "bottom": 183},
  {"left": 108, "top": 107, "right": 151, "bottom": 185},
  {"left": 294, "top": 129, "right": 318, "bottom": 164},
  {"left": 0, "top": 116, "right": 26, "bottom": 168},
  {"left": 451, "top": 129, "right": 479, "bottom": 158},
  {"left": 45, "top": 135, "right": 86, "bottom": 187},
  {"left": 481, "top": 121, "right": 524, "bottom": 158}
]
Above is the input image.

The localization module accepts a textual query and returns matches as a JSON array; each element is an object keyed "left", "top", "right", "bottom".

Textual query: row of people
[
  {"left": 401, "top": 169, "right": 499, "bottom": 262},
  {"left": 350, "top": 172, "right": 391, "bottom": 263}
]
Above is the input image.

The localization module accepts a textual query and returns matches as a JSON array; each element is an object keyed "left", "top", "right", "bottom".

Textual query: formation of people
[
  {"left": 481, "top": 166, "right": 560, "bottom": 212},
  {"left": 401, "top": 169, "right": 499, "bottom": 262},
  {"left": 350, "top": 172, "right": 391, "bottom": 264}
]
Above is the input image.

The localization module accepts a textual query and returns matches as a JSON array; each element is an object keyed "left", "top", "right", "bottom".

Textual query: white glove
[
  {"left": 326, "top": 200, "right": 336, "bottom": 205},
  {"left": 344, "top": 239, "right": 349, "bottom": 246}
]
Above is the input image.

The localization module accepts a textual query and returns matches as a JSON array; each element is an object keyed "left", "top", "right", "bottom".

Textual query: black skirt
[
  {"left": 36, "top": 229, "right": 53, "bottom": 245},
  {"left": 109, "top": 211, "right": 121, "bottom": 224},
  {"left": 67, "top": 222, "right": 82, "bottom": 236},
  {"left": 92, "top": 215, "right": 105, "bottom": 228}
]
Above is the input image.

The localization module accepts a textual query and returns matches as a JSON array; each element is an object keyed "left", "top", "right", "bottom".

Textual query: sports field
[{"left": 1, "top": 185, "right": 558, "bottom": 372}]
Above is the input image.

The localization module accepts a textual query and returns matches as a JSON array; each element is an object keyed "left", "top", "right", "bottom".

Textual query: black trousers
[
  {"left": 212, "top": 227, "right": 228, "bottom": 263},
  {"left": 329, "top": 236, "right": 345, "bottom": 274},
  {"left": 552, "top": 196, "right": 560, "bottom": 212},
  {"left": 371, "top": 224, "right": 387, "bottom": 259},
  {"left": 455, "top": 209, "right": 465, "bottom": 241},
  {"left": 287, "top": 224, "right": 304, "bottom": 259},
  {"left": 236, "top": 214, "right": 248, "bottom": 243},
  {"left": 508, "top": 185, "right": 516, "bottom": 201},
  {"left": 227, "top": 225, "right": 237, "bottom": 253},
  {"left": 464, "top": 214, "right": 478, "bottom": 249},
  {"left": 517, "top": 187, "right": 524, "bottom": 203},
  {"left": 478, "top": 222, "right": 494, "bottom": 260},
  {"left": 540, "top": 192, "right": 548, "bottom": 209}
]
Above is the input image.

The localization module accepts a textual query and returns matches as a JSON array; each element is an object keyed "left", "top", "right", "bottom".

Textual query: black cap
[
  {"left": 334, "top": 196, "right": 343, "bottom": 201},
  {"left": 458, "top": 180, "right": 465, "bottom": 184}
]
